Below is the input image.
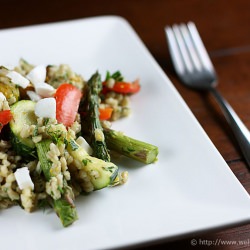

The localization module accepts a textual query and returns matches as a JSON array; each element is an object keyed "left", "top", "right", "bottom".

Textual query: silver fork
[{"left": 165, "top": 22, "right": 250, "bottom": 168}]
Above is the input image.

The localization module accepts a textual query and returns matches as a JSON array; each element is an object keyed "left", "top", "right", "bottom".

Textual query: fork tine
[
  {"left": 165, "top": 26, "right": 186, "bottom": 75},
  {"left": 165, "top": 25, "right": 195, "bottom": 75},
  {"left": 178, "top": 23, "right": 203, "bottom": 72},
  {"left": 187, "top": 22, "right": 215, "bottom": 72},
  {"left": 172, "top": 24, "right": 194, "bottom": 73}
]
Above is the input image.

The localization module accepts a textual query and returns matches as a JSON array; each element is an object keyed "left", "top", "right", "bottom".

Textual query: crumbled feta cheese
[
  {"left": 26, "top": 64, "right": 55, "bottom": 97},
  {"left": 14, "top": 167, "right": 34, "bottom": 190},
  {"left": 26, "top": 90, "right": 42, "bottom": 102},
  {"left": 35, "top": 97, "right": 56, "bottom": 119},
  {"left": 6, "top": 71, "right": 30, "bottom": 88},
  {"left": 26, "top": 65, "right": 46, "bottom": 86},
  {"left": 35, "top": 82, "right": 55, "bottom": 97},
  {"left": 76, "top": 136, "right": 93, "bottom": 155}
]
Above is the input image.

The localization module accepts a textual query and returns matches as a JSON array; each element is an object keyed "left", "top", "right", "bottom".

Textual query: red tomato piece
[
  {"left": 103, "top": 79, "right": 141, "bottom": 94},
  {"left": 54, "top": 83, "right": 82, "bottom": 127},
  {"left": 113, "top": 79, "right": 140, "bottom": 94},
  {"left": 0, "top": 110, "right": 13, "bottom": 132},
  {"left": 99, "top": 107, "right": 113, "bottom": 120}
]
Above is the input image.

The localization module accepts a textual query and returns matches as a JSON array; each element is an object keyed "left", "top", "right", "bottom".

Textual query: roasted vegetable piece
[
  {"left": 0, "top": 110, "right": 12, "bottom": 132},
  {"left": 67, "top": 139, "right": 119, "bottom": 190},
  {"left": 104, "top": 129, "right": 159, "bottom": 164},
  {"left": 103, "top": 79, "right": 140, "bottom": 94},
  {"left": 36, "top": 139, "right": 78, "bottom": 227},
  {"left": 99, "top": 107, "right": 113, "bottom": 120},
  {"left": 86, "top": 72, "right": 110, "bottom": 162},
  {"left": 0, "top": 82, "right": 20, "bottom": 103},
  {"left": 102, "top": 71, "right": 140, "bottom": 94},
  {"left": 54, "top": 83, "right": 82, "bottom": 127},
  {"left": 9, "top": 100, "right": 37, "bottom": 158},
  {"left": 0, "top": 66, "right": 20, "bottom": 103}
]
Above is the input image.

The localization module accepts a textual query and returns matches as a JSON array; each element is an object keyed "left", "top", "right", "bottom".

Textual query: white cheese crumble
[
  {"left": 35, "top": 82, "right": 55, "bottom": 97},
  {"left": 35, "top": 97, "right": 56, "bottom": 119},
  {"left": 6, "top": 71, "right": 30, "bottom": 88},
  {"left": 14, "top": 167, "right": 34, "bottom": 190},
  {"left": 26, "top": 65, "right": 46, "bottom": 85},
  {"left": 26, "top": 90, "right": 42, "bottom": 102},
  {"left": 76, "top": 136, "right": 93, "bottom": 155}
]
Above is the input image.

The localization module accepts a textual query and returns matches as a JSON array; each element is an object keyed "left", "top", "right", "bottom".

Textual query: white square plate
[{"left": 0, "top": 16, "right": 250, "bottom": 250}]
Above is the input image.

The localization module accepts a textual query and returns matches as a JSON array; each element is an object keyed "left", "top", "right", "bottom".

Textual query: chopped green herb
[
  {"left": 82, "top": 158, "right": 92, "bottom": 166},
  {"left": 69, "top": 139, "right": 79, "bottom": 151},
  {"left": 33, "top": 124, "right": 39, "bottom": 137},
  {"left": 63, "top": 138, "right": 68, "bottom": 147},
  {"left": 105, "top": 70, "right": 124, "bottom": 82},
  {"left": 124, "top": 147, "right": 135, "bottom": 153},
  {"left": 43, "top": 118, "right": 50, "bottom": 126},
  {"left": 102, "top": 166, "right": 115, "bottom": 173},
  {"left": 58, "top": 186, "right": 64, "bottom": 194},
  {"left": 46, "top": 125, "right": 65, "bottom": 144}
]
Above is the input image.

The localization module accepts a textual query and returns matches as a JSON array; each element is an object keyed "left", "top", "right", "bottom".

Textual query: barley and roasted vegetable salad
[{"left": 0, "top": 59, "right": 158, "bottom": 227}]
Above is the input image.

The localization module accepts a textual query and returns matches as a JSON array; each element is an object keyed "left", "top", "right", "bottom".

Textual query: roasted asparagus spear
[
  {"left": 86, "top": 72, "right": 110, "bottom": 162},
  {"left": 104, "top": 129, "right": 158, "bottom": 164}
]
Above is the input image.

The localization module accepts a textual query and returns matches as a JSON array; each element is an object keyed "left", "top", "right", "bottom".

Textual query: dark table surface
[{"left": 1, "top": 0, "right": 250, "bottom": 249}]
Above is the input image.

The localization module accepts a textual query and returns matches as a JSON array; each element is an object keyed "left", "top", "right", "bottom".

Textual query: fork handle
[{"left": 210, "top": 88, "right": 250, "bottom": 168}]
